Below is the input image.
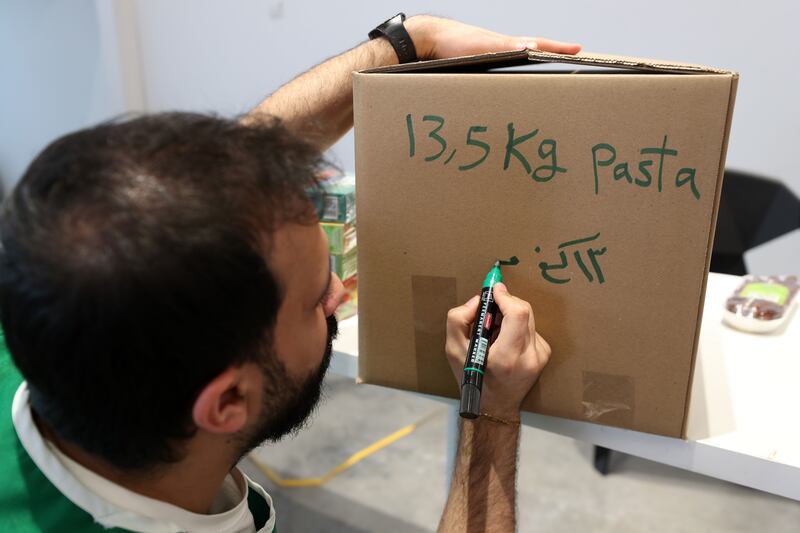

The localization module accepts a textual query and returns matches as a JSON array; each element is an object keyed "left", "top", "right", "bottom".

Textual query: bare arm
[
  {"left": 439, "top": 418, "right": 520, "bottom": 532},
  {"left": 440, "top": 283, "right": 551, "bottom": 532},
  {"left": 244, "top": 16, "right": 580, "bottom": 151},
  {"left": 243, "top": 36, "right": 395, "bottom": 151}
]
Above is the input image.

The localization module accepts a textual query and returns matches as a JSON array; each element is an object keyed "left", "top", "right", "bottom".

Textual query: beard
[{"left": 237, "top": 314, "right": 338, "bottom": 457}]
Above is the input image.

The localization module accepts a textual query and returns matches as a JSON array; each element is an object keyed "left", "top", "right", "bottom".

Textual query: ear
[{"left": 192, "top": 365, "right": 261, "bottom": 434}]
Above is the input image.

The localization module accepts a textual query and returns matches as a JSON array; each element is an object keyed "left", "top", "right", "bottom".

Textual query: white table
[{"left": 331, "top": 272, "right": 800, "bottom": 501}]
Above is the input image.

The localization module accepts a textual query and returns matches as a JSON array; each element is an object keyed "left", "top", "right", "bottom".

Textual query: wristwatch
[{"left": 368, "top": 13, "right": 418, "bottom": 64}]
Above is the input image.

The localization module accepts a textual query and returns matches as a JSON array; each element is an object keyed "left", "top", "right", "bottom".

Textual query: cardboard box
[
  {"left": 353, "top": 50, "right": 738, "bottom": 438},
  {"left": 321, "top": 222, "right": 357, "bottom": 254},
  {"left": 336, "top": 275, "right": 359, "bottom": 321},
  {"left": 330, "top": 247, "right": 357, "bottom": 281},
  {"left": 318, "top": 174, "right": 356, "bottom": 223}
]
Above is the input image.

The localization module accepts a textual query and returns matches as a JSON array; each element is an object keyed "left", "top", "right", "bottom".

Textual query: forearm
[
  {"left": 243, "top": 33, "right": 399, "bottom": 151},
  {"left": 439, "top": 417, "right": 520, "bottom": 532},
  {"left": 242, "top": 16, "right": 580, "bottom": 152}
]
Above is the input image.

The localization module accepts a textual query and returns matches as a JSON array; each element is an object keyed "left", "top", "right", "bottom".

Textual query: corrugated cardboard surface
[{"left": 353, "top": 52, "right": 737, "bottom": 438}]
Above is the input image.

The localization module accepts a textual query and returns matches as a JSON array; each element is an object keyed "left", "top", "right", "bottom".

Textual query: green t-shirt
[{"left": 0, "top": 329, "right": 274, "bottom": 532}]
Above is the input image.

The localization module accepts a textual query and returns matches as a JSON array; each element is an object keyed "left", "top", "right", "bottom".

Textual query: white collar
[{"left": 12, "top": 382, "right": 275, "bottom": 533}]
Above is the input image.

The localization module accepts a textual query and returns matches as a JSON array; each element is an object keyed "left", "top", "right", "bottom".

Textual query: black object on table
[{"left": 711, "top": 170, "right": 800, "bottom": 275}]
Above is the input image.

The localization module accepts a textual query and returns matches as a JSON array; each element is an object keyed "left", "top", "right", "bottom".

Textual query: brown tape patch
[
  {"left": 581, "top": 371, "right": 635, "bottom": 427},
  {"left": 411, "top": 275, "right": 458, "bottom": 397}
]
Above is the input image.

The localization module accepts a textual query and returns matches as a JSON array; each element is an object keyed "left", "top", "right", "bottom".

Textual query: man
[{"left": 0, "top": 15, "right": 575, "bottom": 532}]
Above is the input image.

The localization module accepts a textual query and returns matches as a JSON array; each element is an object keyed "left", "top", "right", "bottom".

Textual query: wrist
[
  {"left": 479, "top": 398, "right": 522, "bottom": 421},
  {"left": 463, "top": 414, "right": 520, "bottom": 437},
  {"left": 404, "top": 15, "right": 436, "bottom": 60},
  {"left": 365, "top": 33, "right": 399, "bottom": 66},
  {"left": 479, "top": 412, "right": 520, "bottom": 427}
]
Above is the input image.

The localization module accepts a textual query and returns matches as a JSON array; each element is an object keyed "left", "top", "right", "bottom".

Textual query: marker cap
[{"left": 459, "top": 383, "right": 481, "bottom": 419}]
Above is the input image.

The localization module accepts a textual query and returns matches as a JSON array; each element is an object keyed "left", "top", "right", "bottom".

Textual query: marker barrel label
[
  {"left": 473, "top": 337, "right": 489, "bottom": 366},
  {"left": 462, "top": 286, "right": 499, "bottom": 384}
]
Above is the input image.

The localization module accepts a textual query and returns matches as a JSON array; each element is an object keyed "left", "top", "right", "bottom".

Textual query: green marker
[{"left": 460, "top": 261, "right": 502, "bottom": 419}]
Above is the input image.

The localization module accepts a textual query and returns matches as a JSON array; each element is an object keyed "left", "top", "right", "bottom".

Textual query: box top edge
[{"left": 359, "top": 49, "right": 737, "bottom": 76}]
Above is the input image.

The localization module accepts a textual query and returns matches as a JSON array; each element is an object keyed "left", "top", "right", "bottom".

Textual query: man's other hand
[{"left": 406, "top": 15, "right": 581, "bottom": 60}]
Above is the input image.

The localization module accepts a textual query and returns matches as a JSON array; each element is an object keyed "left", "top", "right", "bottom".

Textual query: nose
[{"left": 323, "top": 272, "right": 347, "bottom": 317}]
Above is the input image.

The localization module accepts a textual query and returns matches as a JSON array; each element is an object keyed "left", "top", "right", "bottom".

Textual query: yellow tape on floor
[{"left": 247, "top": 409, "right": 443, "bottom": 488}]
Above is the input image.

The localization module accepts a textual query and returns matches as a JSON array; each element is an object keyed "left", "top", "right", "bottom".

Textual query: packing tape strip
[
  {"left": 581, "top": 370, "right": 635, "bottom": 426},
  {"left": 410, "top": 275, "right": 459, "bottom": 397}
]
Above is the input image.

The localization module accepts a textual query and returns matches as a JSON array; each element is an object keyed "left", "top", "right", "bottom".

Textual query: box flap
[{"left": 362, "top": 49, "right": 736, "bottom": 76}]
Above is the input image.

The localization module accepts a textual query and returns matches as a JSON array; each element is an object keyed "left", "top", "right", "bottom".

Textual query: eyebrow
[{"left": 318, "top": 263, "right": 332, "bottom": 304}]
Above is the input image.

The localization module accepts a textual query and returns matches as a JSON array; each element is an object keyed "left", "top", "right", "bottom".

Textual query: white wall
[{"left": 0, "top": 0, "right": 136, "bottom": 192}]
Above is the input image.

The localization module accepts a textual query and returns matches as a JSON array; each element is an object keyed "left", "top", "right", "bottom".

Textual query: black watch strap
[{"left": 368, "top": 13, "right": 418, "bottom": 64}]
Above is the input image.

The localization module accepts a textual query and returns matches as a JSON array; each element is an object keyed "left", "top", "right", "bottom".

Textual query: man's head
[{"left": 0, "top": 112, "right": 345, "bottom": 471}]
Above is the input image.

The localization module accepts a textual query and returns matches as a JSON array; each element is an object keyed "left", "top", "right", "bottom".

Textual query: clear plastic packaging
[{"left": 723, "top": 275, "right": 799, "bottom": 333}]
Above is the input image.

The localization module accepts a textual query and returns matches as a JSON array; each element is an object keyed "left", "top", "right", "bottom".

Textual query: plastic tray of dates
[{"left": 723, "top": 275, "right": 798, "bottom": 333}]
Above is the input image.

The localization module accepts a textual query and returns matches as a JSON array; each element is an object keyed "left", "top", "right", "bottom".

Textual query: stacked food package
[{"left": 318, "top": 173, "right": 357, "bottom": 320}]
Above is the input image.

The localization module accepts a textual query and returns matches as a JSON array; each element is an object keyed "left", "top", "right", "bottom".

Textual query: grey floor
[{"left": 244, "top": 375, "right": 800, "bottom": 532}]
